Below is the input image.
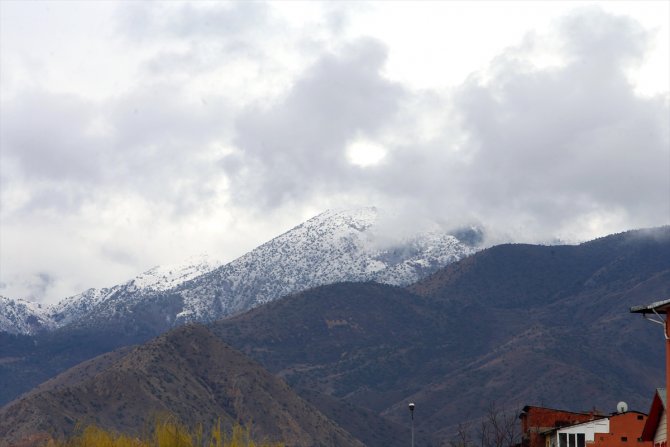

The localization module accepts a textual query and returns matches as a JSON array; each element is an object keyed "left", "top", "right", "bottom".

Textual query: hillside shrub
[{"left": 49, "top": 420, "right": 283, "bottom": 447}]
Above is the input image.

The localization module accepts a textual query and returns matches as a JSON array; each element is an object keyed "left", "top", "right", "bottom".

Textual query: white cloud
[
  {"left": 0, "top": 1, "right": 667, "bottom": 303},
  {"left": 346, "top": 138, "right": 387, "bottom": 167}
]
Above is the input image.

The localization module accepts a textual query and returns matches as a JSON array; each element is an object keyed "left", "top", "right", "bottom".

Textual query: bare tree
[
  {"left": 448, "top": 402, "right": 520, "bottom": 447},
  {"left": 449, "top": 421, "right": 473, "bottom": 447}
]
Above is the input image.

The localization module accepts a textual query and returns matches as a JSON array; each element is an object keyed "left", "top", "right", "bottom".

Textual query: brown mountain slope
[
  {"left": 295, "top": 387, "right": 415, "bottom": 447},
  {"left": 211, "top": 227, "right": 670, "bottom": 445},
  {"left": 406, "top": 227, "right": 670, "bottom": 423},
  {"left": 0, "top": 324, "right": 364, "bottom": 447}
]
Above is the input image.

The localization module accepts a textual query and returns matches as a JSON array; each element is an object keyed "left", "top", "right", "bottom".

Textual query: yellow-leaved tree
[{"left": 48, "top": 419, "right": 283, "bottom": 447}]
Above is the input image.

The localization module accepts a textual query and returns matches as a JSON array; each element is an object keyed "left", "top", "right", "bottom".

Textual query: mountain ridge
[
  {"left": 0, "top": 297, "right": 56, "bottom": 335},
  {"left": 210, "top": 226, "right": 670, "bottom": 443},
  {"left": 1, "top": 208, "right": 478, "bottom": 335},
  {"left": 0, "top": 324, "right": 366, "bottom": 447},
  {"left": 1, "top": 226, "right": 668, "bottom": 446}
]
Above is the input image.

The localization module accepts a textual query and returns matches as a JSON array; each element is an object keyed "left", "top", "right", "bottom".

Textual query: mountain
[
  {"left": 0, "top": 296, "right": 55, "bottom": 335},
  {"left": 0, "top": 255, "right": 223, "bottom": 335},
  {"left": 209, "top": 226, "right": 670, "bottom": 445},
  {"left": 210, "top": 281, "right": 449, "bottom": 445},
  {"left": 0, "top": 208, "right": 478, "bottom": 407},
  {"left": 49, "top": 254, "right": 223, "bottom": 328},
  {"left": 0, "top": 324, "right": 365, "bottom": 447},
  {"left": 174, "top": 207, "right": 474, "bottom": 322},
  {"left": 1, "top": 208, "right": 477, "bottom": 336},
  {"left": 1, "top": 226, "right": 668, "bottom": 446}
]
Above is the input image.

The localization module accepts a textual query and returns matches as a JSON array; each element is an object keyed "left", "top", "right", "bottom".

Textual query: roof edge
[{"left": 630, "top": 298, "right": 670, "bottom": 314}]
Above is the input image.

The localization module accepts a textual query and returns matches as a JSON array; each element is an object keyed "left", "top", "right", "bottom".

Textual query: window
[
  {"left": 577, "top": 433, "right": 585, "bottom": 447},
  {"left": 637, "top": 415, "right": 644, "bottom": 420},
  {"left": 621, "top": 437, "right": 628, "bottom": 442},
  {"left": 557, "top": 432, "right": 588, "bottom": 447}
]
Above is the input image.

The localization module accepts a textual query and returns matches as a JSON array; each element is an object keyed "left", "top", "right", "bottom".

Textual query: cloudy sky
[{"left": 1, "top": 1, "right": 668, "bottom": 304}]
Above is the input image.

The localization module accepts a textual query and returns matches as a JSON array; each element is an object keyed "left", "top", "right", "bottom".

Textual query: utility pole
[{"left": 409, "top": 402, "right": 415, "bottom": 447}]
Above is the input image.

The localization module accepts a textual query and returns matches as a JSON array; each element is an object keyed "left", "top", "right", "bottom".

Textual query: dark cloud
[
  {"left": 448, "top": 8, "right": 669, "bottom": 236},
  {"left": 1, "top": 83, "right": 232, "bottom": 217},
  {"left": 1, "top": 3, "right": 667, "bottom": 303},
  {"left": 106, "top": 84, "right": 233, "bottom": 215},
  {"left": 1, "top": 5, "right": 667, "bottom": 255},
  {"left": 222, "top": 7, "right": 668, "bottom": 241},
  {"left": 110, "top": 82, "right": 227, "bottom": 151},
  {"left": 377, "top": 8, "right": 669, "bottom": 241},
  {"left": 225, "top": 38, "right": 406, "bottom": 208}
]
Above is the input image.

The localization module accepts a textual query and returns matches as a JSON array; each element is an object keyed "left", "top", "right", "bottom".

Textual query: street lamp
[{"left": 409, "top": 402, "right": 415, "bottom": 447}]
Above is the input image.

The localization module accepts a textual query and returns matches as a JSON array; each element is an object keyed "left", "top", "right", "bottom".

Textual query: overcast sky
[{"left": 1, "top": 1, "right": 668, "bottom": 304}]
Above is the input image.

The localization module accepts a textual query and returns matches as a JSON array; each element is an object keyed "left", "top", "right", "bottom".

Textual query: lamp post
[{"left": 409, "top": 402, "right": 415, "bottom": 447}]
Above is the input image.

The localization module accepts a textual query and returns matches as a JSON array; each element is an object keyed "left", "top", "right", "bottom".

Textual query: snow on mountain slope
[
  {"left": 2, "top": 208, "right": 478, "bottom": 333},
  {"left": 48, "top": 254, "right": 222, "bottom": 327},
  {"left": 1, "top": 253, "right": 225, "bottom": 333},
  {"left": 132, "top": 254, "right": 223, "bottom": 291},
  {"left": 175, "top": 208, "right": 476, "bottom": 322},
  {"left": 369, "top": 230, "right": 474, "bottom": 285},
  {"left": 0, "top": 296, "right": 56, "bottom": 335}
]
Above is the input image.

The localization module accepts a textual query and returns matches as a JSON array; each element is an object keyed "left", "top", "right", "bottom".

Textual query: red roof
[{"left": 641, "top": 388, "right": 667, "bottom": 441}]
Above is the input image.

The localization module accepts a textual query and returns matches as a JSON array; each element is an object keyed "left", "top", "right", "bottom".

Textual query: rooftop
[{"left": 630, "top": 298, "right": 670, "bottom": 314}]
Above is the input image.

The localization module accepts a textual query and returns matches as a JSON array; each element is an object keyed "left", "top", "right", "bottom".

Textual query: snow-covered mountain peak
[
  {"left": 48, "top": 254, "right": 223, "bottom": 327},
  {"left": 303, "top": 207, "right": 378, "bottom": 228},
  {"left": 2, "top": 207, "right": 480, "bottom": 334},
  {"left": 288, "top": 207, "right": 379, "bottom": 239},
  {"left": 175, "top": 207, "right": 478, "bottom": 321},
  {"left": 132, "top": 254, "right": 223, "bottom": 292},
  {"left": 0, "top": 295, "right": 56, "bottom": 335}
]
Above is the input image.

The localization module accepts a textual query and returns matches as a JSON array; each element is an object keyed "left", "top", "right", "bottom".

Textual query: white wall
[
  {"left": 547, "top": 419, "right": 610, "bottom": 447},
  {"left": 654, "top": 408, "right": 667, "bottom": 445}
]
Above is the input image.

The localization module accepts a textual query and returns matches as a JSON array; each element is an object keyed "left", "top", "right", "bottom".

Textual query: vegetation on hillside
[{"left": 49, "top": 420, "right": 283, "bottom": 447}]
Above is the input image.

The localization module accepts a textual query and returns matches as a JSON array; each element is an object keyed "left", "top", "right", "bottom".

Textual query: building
[
  {"left": 544, "top": 410, "right": 650, "bottom": 447},
  {"left": 545, "top": 417, "right": 608, "bottom": 447},
  {"left": 519, "top": 406, "right": 601, "bottom": 447},
  {"left": 630, "top": 299, "right": 670, "bottom": 447},
  {"left": 640, "top": 388, "right": 667, "bottom": 447}
]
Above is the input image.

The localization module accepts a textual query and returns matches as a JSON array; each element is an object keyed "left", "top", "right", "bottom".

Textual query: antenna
[{"left": 617, "top": 401, "right": 628, "bottom": 413}]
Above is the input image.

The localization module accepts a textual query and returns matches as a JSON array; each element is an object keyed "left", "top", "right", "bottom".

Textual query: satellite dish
[{"left": 617, "top": 401, "right": 628, "bottom": 413}]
